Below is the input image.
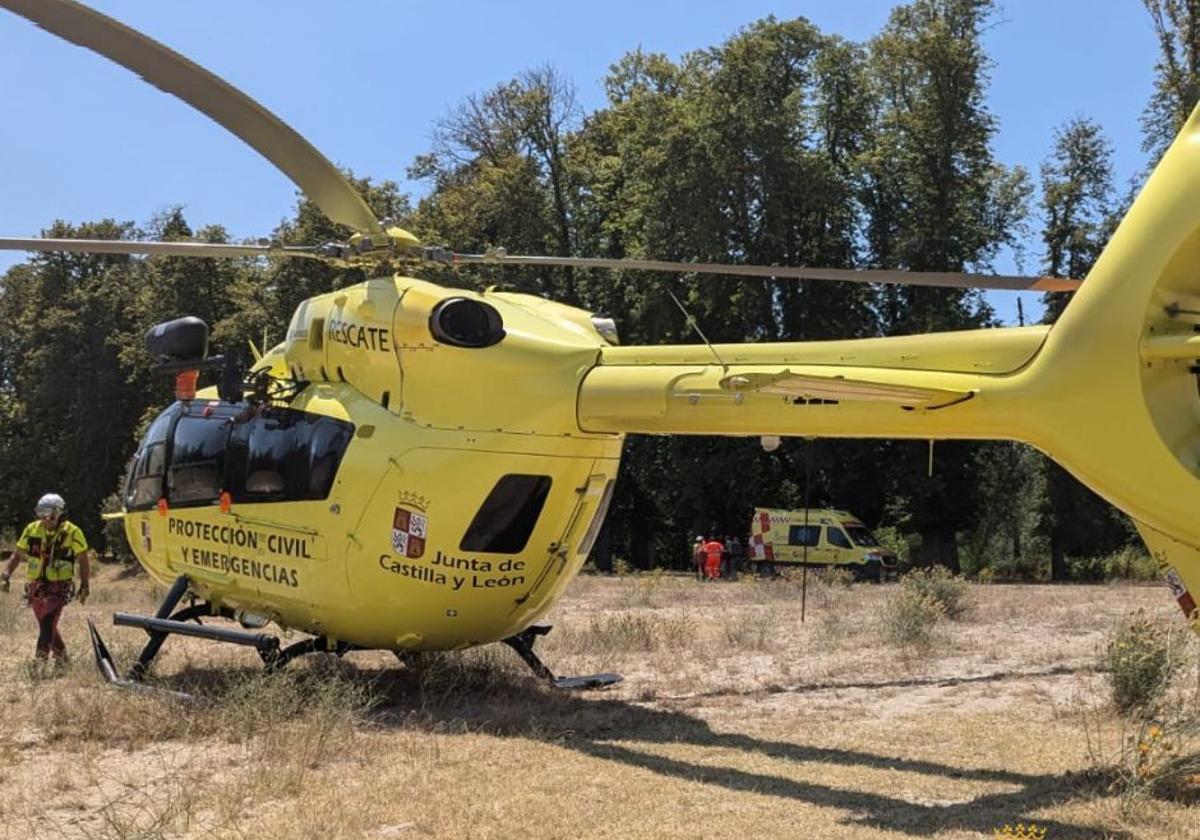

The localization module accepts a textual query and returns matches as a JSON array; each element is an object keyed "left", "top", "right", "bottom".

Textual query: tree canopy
[{"left": 1, "top": 0, "right": 1178, "bottom": 578}]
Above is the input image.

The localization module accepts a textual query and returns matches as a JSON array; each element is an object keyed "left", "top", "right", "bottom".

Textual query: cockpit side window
[
  {"left": 826, "top": 527, "right": 853, "bottom": 549},
  {"left": 125, "top": 408, "right": 176, "bottom": 510},
  {"left": 461, "top": 474, "right": 552, "bottom": 553},
  {"left": 169, "top": 413, "right": 233, "bottom": 505}
]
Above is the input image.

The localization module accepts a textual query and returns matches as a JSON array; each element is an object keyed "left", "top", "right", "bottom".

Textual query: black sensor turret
[{"left": 146, "top": 316, "right": 209, "bottom": 364}]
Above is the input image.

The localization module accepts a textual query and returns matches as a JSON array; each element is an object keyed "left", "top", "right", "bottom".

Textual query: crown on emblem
[
  {"left": 396, "top": 490, "right": 430, "bottom": 512},
  {"left": 994, "top": 824, "right": 1047, "bottom": 840}
]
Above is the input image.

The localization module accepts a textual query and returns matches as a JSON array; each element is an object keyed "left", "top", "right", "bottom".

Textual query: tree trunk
[
  {"left": 918, "top": 526, "right": 961, "bottom": 573},
  {"left": 591, "top": 518, "right": 613, "bottom": 573},
  {"left": 1050, "top": 533, "right": 1068, "bottom": 582}
]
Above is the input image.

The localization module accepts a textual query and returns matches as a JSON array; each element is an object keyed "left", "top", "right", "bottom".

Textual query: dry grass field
[{"left": 0, "top": 565, "right": 1198, "bottom": 839}]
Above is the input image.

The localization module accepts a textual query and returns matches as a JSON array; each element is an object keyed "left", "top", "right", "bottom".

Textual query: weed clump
[
  {"left": 820, "top": 567, "right": 855, "bottom": 588},
  {"left": 722, "top": 606, "right": 778, "bottom": 650},
  {"left": 1104, "top": 609, "right": 1181, "bottom": 716},
  {"left": 412, "top": 647, "right": 522, "bottom": 702},
  {"left": 899, "top": 566, "right": 971, "bottom": 620},
  {"left": 586, "top": 611, "right": 695, "bottom": 653},
  {"left": 881, "top": 589, "right": 944, "bottom": 650}
]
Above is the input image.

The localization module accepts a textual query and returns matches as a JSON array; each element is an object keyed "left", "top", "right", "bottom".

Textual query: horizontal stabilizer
[{"left": 720, "top": 371, "right": 972, "bottom": 406}]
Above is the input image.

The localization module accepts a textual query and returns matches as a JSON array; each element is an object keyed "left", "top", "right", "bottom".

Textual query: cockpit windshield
[
  {"left": 844, "top": 525, "right": 881, "bottom": 547},
  {"left": 124, "top": 402, "right": 354, "bottom": 510}
]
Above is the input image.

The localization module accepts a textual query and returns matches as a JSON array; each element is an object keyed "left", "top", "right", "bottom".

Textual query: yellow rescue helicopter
[{"left": 3, "top": 0, "right": 1198, "bottom": 690}]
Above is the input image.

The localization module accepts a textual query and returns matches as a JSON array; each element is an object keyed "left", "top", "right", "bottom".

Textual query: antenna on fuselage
[{"left": 667, "top": 287, "right": 728, "bottom": 372}]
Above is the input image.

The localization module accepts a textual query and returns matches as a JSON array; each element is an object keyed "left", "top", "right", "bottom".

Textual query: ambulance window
[
  {"left": 788, "top": 525, "right": 820, "bottom": 547},
  {"left": 844, "top": 525, "right": 880, "bottom": 547},
  {"left": 125, "top": 408, "right": 175, "bottom": 510},
  {"left": 226, "top": 408, "right": 354, "bottom": 503},
  {"left": 169, "top": 414, "right": 232, "bottom": 505},
  {"left": 461, "top": 474, "right": 552, "bottom": 553},
  {"left": 827, "top": 527, "right": 853, "bottom": 549}
]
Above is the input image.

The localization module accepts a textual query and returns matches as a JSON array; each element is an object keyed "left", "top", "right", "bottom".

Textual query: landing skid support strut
[
  {"left": 89, "top": 575, "right": 354, "bottom": 690},
  {"left": 501, "top": 623, "right": 622, "bottom": 690}
]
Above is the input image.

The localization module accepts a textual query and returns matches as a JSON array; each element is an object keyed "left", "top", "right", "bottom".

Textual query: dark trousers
[{"left": 28, "top": 581, "right": 71, "bottom": 659}]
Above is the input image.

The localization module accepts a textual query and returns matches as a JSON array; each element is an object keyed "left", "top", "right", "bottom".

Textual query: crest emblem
[
  {"left": 392, "top": 506, "right": 428, "bottom": 558},
  {"left": 1165, "top": 567, "right": 1198, "bottom": 619}
]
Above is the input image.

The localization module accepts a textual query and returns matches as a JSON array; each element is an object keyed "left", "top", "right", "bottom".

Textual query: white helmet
[{"left": 35, "top": 493, "right": 66, "bottom": 518}]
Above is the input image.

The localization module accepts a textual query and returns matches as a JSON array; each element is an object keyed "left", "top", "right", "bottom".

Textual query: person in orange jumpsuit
[{"left": 703, "top": 536, "right": 724, "bottom": 580}]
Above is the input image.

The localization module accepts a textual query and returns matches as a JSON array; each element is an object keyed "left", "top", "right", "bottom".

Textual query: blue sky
[{"left": 0, "top": 1, "right": 1162, "bottom": 324}]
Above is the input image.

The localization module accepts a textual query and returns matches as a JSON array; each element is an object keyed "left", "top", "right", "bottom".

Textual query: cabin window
[
  {"left": 461, "top": 474, "right": 552, "bottom": 553},
  {"left": 168, "top": 414, "right": 233, "bottom": 505},
  {"left": 826, "top": 527, "right": 853, "bottom": 549},
  {"left": 787, "top": 524, "right": 820, "bottom": 547},
  {"left": 125, "top": 408, "right": 176, "bottom": 510},
  {"left": 226, "top": 408, "right": 354, "bottom": 503}
]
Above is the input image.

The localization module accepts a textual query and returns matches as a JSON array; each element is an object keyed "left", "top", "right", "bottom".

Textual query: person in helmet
[
  {"left": 692, "top": 536, "right": 706, "bottom": 580},
  {"left": 1, "top": 493, "right": 93, "bottom": 666}
]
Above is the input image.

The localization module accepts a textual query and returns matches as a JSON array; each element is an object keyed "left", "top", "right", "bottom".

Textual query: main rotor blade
[
  {"left": 0, "top": 0, "right": 384, "bottom": 238},
  {"left": 0, "top": 237, "right": 325, "bottom": 261},
  {"left": 451, "top": 252, "right": 1082, "bottom": 292}
]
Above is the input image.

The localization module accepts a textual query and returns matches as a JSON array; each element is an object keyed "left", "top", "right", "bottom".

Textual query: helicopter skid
[
  {"left": 502, "top": 624, "right": 623, "bottom": 691},
  {"left": 113, "top": 612, "right": 283, "bottom": 665},
  {"left": 88, "top": 618, "right": 193, "bottom": 700},
  {"left": 89, "top": 573, "right": 336, "bottom": 691}
]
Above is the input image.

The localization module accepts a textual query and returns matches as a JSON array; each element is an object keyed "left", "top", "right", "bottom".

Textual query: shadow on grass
[{"left": 146, "top": 652, "right": 1126, "bottom": 839}]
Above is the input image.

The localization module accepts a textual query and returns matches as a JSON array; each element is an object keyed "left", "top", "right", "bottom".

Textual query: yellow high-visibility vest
[{"left": 16, "top": 520, "right": 87, "bottom": 583}]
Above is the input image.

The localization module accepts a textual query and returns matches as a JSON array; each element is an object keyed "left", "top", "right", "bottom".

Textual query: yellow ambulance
[{"left": 748, "top": 508, "right": 898, "bottom": 580}]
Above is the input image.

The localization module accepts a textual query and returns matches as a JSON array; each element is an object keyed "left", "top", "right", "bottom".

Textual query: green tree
[
  {"left": 409, "top": 67, "right": 581, "bottom": 301},
  {"left": 567, "top": 20, "right": 878, "bottom": 566},
  {"left": 1141, "top": 0, "right": 1200, "bottom": 163},
  {"left": 860, "top": 0, "right": 1031, "bottom": 570},
  {"left": 0, "top": 220, "right": 147, "bottom": 541},
  {"left": 1036, "top": 117, "right": 1131, "bottom": 579},
  {"left": 1040, "top": 117, "right": 1116, "bottom": 321}
]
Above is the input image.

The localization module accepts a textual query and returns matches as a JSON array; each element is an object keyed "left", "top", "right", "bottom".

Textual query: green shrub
[
  {"left": 1067, "top": 549, "right": 1162, "bottom": 583},
  {"left": 899, "top": 566, "right": 971, "bottom": 619},
  {"left": 881, "top": 589, "right": 944, "bottom": 650},
  {"left": 1103, "top": 547, "right": 1160, "bottom": 582},
  {"left": 1105, "top": 609, "right": 1181, "bottom": 716},
  {"left": 986, "top": 553, "right": 1048, "bottom": 582},
  {"left": 872, "top": 525, "right": 910, "bottom": 565},
  {"left": 1066, "top": 554, "right": 1107, "bottom": 582}
]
